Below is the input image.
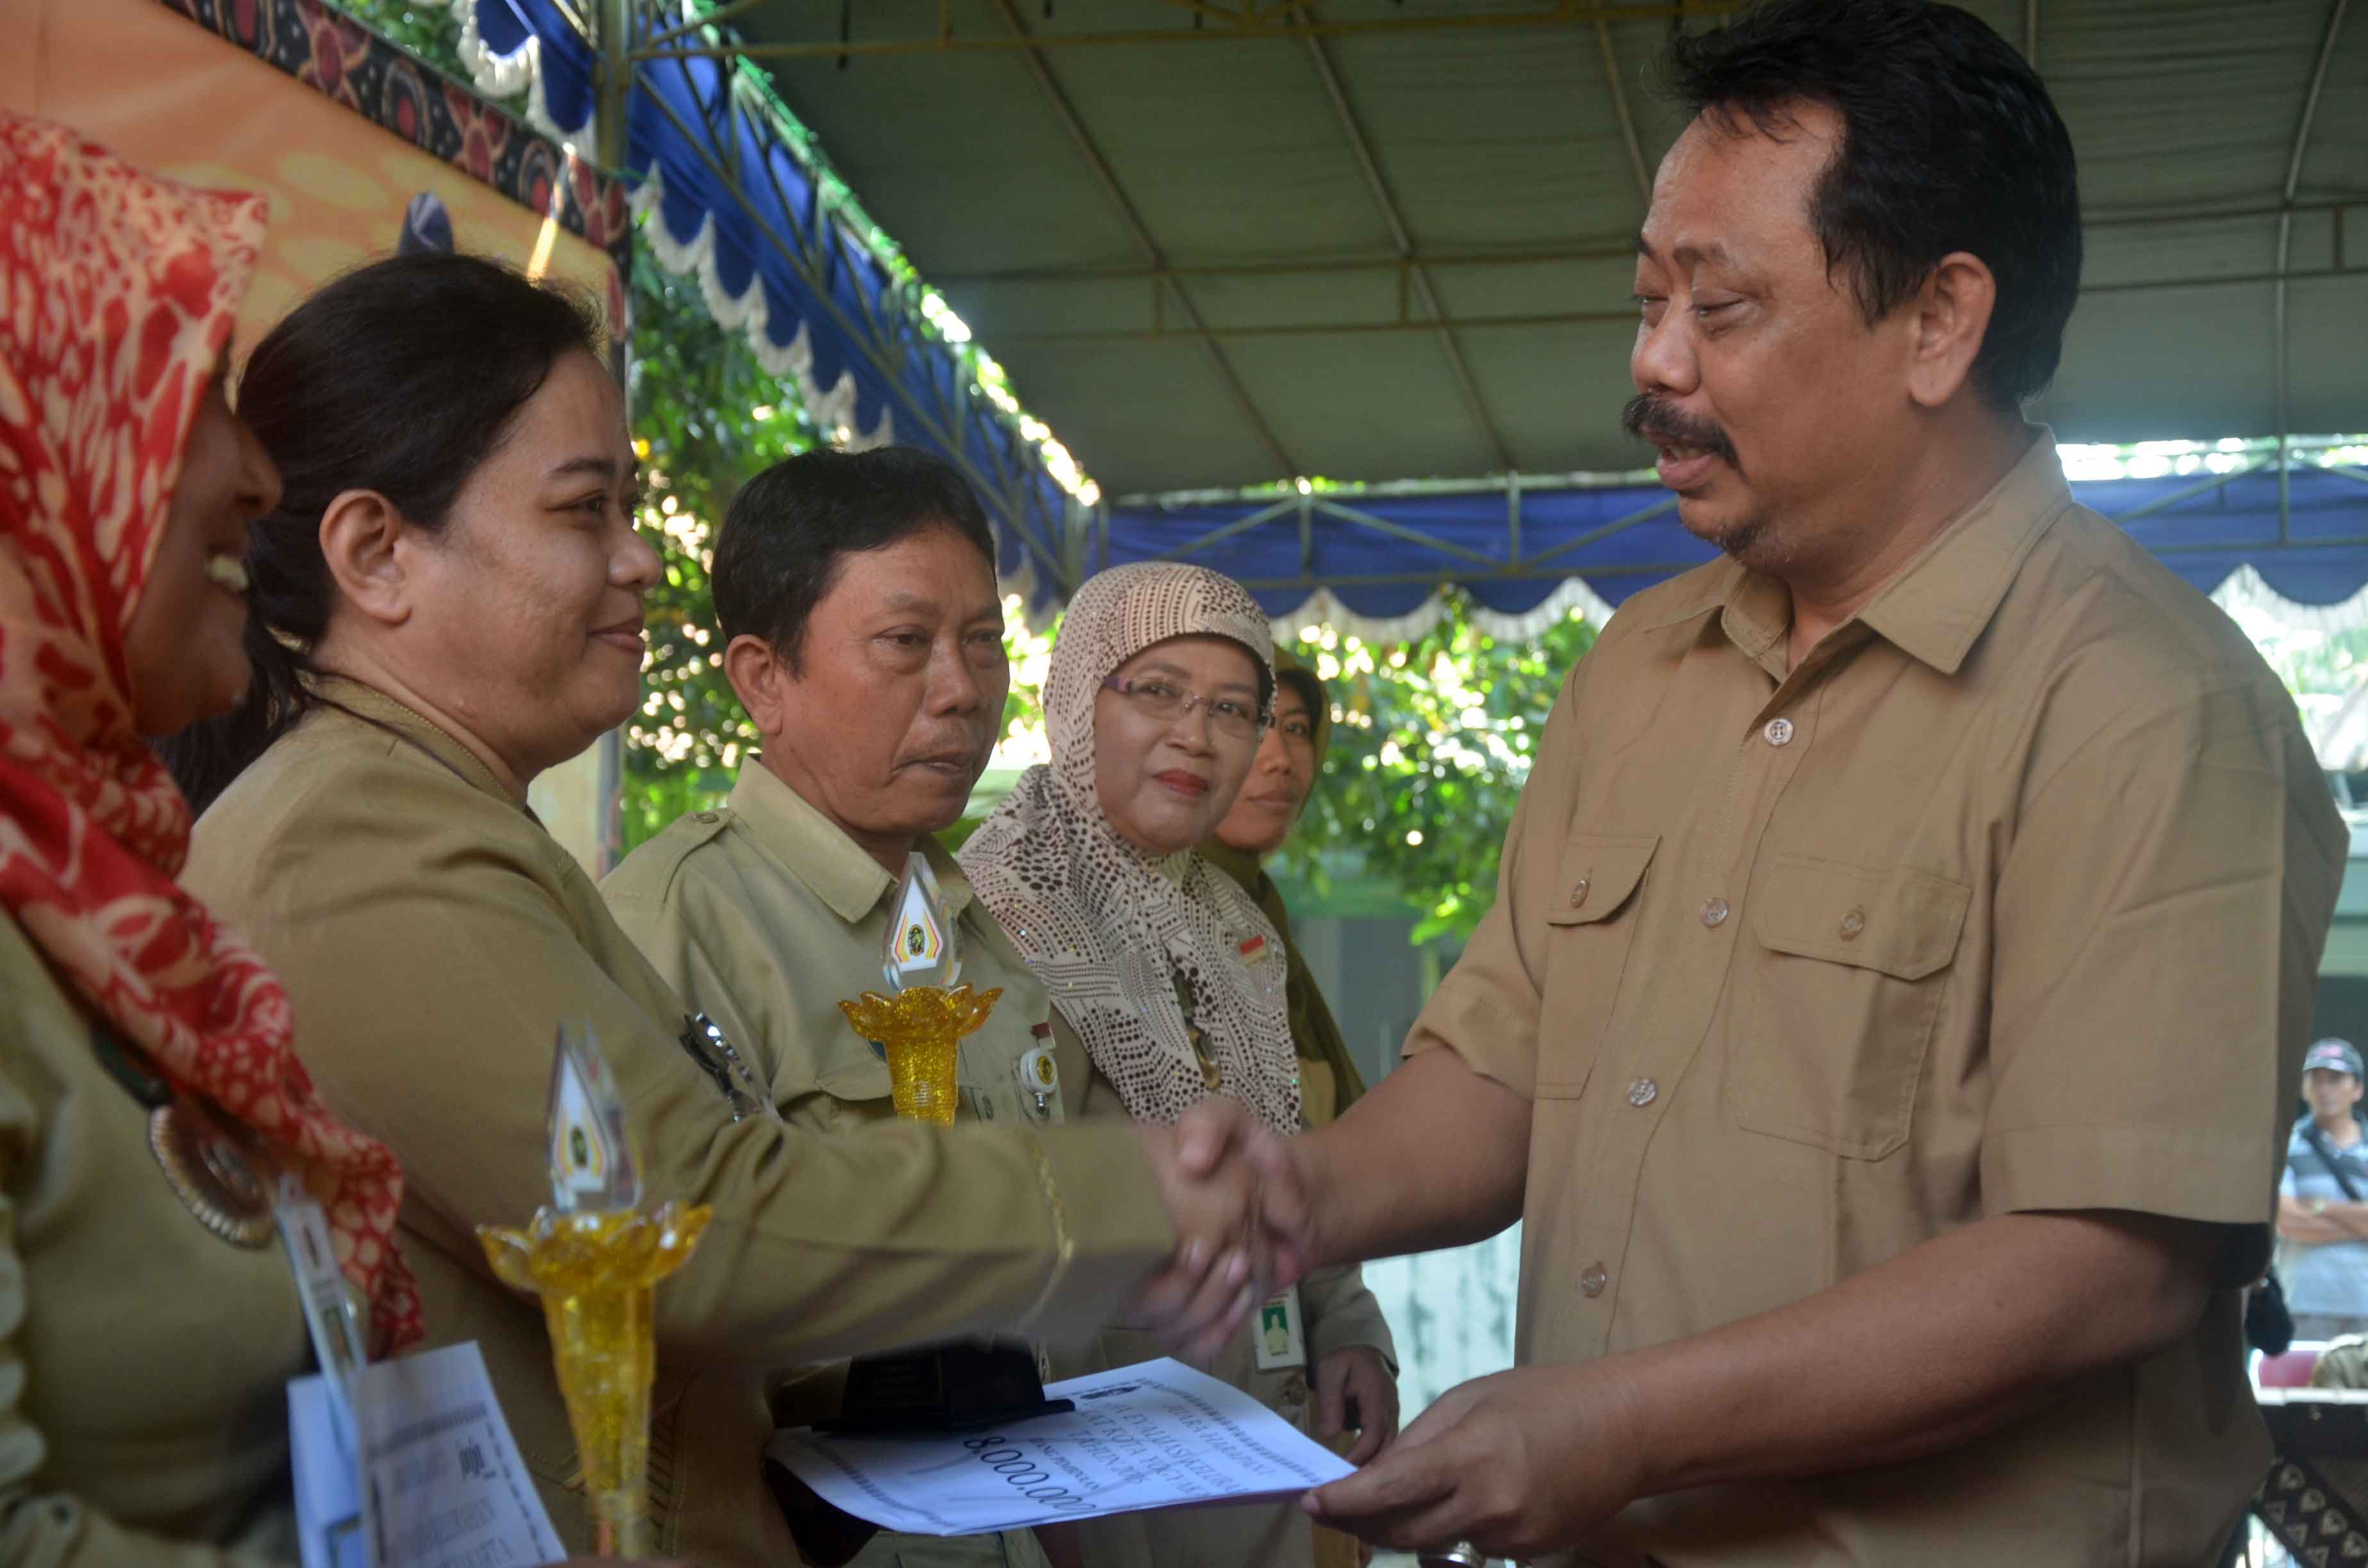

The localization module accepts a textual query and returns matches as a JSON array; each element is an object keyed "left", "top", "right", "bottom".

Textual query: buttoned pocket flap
[
  {"left": 1543, "top": 833, "right": 1661, "bottom": 927},
  {"left": 1753, "top": 855, "right": 1969, "bottom": 979},
  {"left": 812, "top": 1049, "right": 893, "bottom": 1103}
]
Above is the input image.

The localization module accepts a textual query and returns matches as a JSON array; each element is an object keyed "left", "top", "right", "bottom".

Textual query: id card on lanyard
[
  {"left": 276, "top": 1174, "right": 373, "bottom": 1568},
  {"left": 277, "top": 1171, "right": 564, "bottom": 1568},
  {"left": 1252, "top": 1284, "right": 1308, "bottom": 1371}
]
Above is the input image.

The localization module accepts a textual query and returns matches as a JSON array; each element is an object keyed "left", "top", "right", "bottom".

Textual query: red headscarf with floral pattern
[{"left": 0, "top": 113, "right": 420, "bottom": 1352}]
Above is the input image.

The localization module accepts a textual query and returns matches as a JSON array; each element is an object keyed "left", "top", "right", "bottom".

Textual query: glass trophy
[
  {"left": 477, "top": 1024, "right": 711, "bottom": 1553},
  {"left": 822, "top": 854, "right": 1075, "bottom": 1433}
]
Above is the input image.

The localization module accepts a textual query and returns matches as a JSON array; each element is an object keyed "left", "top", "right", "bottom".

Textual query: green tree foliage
[
  {"left": 621, "top": 254, "right": 817, "bottom": 847},
  {"left": 1277, "top": 595, "right": 1596, "bottom": 942}
]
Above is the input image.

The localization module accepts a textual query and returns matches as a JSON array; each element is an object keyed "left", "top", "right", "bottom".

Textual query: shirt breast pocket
[
  {"left": 812, "top": 1050, "right": 897, "bottom": 1129},
  {"left": 1536, "top": 831, "right": 1659, "bottom": 1098},
  {"left": 1727, "top": 853, "right": 1970, "bottom": 1159}
]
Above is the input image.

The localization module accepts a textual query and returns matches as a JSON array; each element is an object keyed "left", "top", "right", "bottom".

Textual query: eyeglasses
[{"left": 1101, "top": 675, "right": 1270, "bottom": 742}]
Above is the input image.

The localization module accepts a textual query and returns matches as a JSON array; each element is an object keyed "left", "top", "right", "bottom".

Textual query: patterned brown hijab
[{"left": 960, "top": 564, "right": 1302, "bottom": 1134}]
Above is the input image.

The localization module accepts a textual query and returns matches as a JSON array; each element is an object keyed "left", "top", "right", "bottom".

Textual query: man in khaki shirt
[
  {"left": 1227, "top": 3, "right": 2350, "bottom": 1562},
  {"left": 604, "top": 446, "right": 1087, "bottom": 1568}
]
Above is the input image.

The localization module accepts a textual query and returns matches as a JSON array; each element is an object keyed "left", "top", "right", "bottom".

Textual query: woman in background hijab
[
  {"left": 1203, "top": 646, "right": 1399, "bottom": 1568},
  {"left": 962, "top": 564, "right": 1398, "bottom": 1568},
  {"left": 1204, "top": 648, "right": 1370, "bottom": 1125}
]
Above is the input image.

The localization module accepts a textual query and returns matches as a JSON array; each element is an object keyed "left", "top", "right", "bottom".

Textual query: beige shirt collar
[
  {"left": 1638, "top": 429, "right": 2075, "bottom": 678},
  {"left": 728, "top": 760, "right": 978, "bottom": 928}
]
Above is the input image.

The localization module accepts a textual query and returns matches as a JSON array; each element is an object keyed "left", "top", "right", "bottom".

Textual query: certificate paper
[{"left": 767, "top": 1357, "right": 1356, "bottom": 1537}]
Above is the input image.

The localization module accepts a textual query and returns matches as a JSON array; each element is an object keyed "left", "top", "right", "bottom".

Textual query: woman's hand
[{"left": 1317, "top": 1344, "right": 1401, "bottom": 1464}]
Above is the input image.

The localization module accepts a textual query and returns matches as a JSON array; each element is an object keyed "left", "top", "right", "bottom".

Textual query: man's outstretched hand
[{"left": 1174, "top": 1098, "right": 1320, "bottom": 1288}]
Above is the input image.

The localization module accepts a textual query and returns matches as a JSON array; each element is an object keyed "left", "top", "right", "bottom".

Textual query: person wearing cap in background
[{"left": 2278, "top": 1039, "right": 2368, "bottom": 1341}]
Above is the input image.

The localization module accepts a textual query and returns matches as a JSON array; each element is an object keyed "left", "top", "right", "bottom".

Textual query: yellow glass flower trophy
[
  {"left": 477, "top": 1025, "right": 711, "bottom": 1555},
  {"left": 824, "top": 855, "right": 1073, "bottom": 1433},
  {"left": 839, "top": 854, "right": 1002, "bottom": 1123}
]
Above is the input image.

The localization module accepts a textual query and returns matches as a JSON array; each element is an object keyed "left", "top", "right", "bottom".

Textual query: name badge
[
  {"left": 277, "top": 1174, "right": 368, "bottom": 1414},
  {"left": 277, "top": 1174, "right": 371, "bottom": 1567},
  {"left": 1252, "top": 1284, "right": 1307, "bottom": 1371},
  {"left": 1238, "top": 934, "right": 1270, "bottom": 965}
]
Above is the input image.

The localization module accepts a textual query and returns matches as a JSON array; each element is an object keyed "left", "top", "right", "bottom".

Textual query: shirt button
[
  {"left": 693, "top": 811, "right": 719, "bottom": 824},
  {"left": 1580, "top": 1262, "right": 1609, "bottom": 1298},
  {"left": 1839, "top": 907, "right": 1866, "bottom": 940},
  {"left": 1700, "top": 897, "right": 1730, "bottom": 928},
  {"left": 1626, "top": 1077, "right": 1657, "bottom": 1107},
  {"left": 1569, "top": 878, "right": 1590, "bottom": 908},
  {"left": 1764, "top": 717, "right": 1794, "bottom": 746}
]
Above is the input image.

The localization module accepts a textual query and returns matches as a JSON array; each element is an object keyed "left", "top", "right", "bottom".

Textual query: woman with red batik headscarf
[{"left": 0, "top": 110, "right": 419, "bottom": 1564}]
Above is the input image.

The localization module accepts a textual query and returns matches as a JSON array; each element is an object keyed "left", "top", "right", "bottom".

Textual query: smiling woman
[
  {"left": 960, "top": 564, "right": 1401, "bottom": 1568},
  {"left": 156, "top": 260, "right": 1264, "bottom": 1564},
  {"left": 160, "top": 252, "right": 636, "bottom": 811}
]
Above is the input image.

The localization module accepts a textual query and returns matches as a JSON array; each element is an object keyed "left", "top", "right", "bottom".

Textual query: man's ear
[
  {"left": 724, "top": 633, "right": 789, "bottom": 739},
  {"left": 318, "top": 489, "right": 416, "bottom": 628},
  {"left": 1904, "top": 250, "right": 1998, "bottom": 411}
]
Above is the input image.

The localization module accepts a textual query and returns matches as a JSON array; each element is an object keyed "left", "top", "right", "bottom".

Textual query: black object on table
[{"left": 818, "top": 1341, "right": 1076, "bottom": 1435}]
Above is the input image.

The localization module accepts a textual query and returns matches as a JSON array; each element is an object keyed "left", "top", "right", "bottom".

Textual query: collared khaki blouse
[{"left": 183, "top": 680, "right": 1174, "bottom": 1567}]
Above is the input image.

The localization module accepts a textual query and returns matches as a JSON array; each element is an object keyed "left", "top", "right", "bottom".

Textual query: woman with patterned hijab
[
  {"left": 0, "top": 112, "right": 422, "bottom": 1559},
  {"left": 962, "top": 562, "right": 1399, "bottom": 1568}
]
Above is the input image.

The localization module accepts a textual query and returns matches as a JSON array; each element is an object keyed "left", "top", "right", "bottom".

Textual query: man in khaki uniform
[
  {"left": 1233, "top": 3, "right": 2351, "bottom": 1563},
  {"left": 604, "top": 446, "right": 1087, "bottom": 1568}
]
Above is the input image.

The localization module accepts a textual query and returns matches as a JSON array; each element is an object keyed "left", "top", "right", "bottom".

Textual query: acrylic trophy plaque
[
  {"left": 823, "top": 855, "right": 1074, "bottom": 1434},
  {"left": 477, "top": 1024, "right": 711, "bottom": 1553}
]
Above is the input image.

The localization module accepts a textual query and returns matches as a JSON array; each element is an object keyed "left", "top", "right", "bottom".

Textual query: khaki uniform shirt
[
  {"left": 183, "top": 680, "right": 1174, "bottom": 1568},
  {"left": 0, "top": 911, "right": 306, "bottom": 1565},
  {"left": 602, "top": 761, "right": 1074, "bottom": 1568},
  {"left": 1411, "top": 438, "right": 2346, "bottom": 1565}
]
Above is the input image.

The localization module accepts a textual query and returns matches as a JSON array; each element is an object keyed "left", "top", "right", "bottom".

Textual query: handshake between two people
[{"left": 1121, "top": 1098, "right": 1319, "bottom": 1362}]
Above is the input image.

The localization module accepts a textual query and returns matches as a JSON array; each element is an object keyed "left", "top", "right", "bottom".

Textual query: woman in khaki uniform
[
  {"left": 1203, "top": 650, "right": 1397, "bottom": 1568},
  {"left": 960, "top": 565, "right": 1398, "bottom": 1568},
  {"left": 0, "top": 114, "right": 418, "bottom": 1564},
  {"left": 161, "top": 255, "right": 1268, "bottom": 1568},
  {"left": 1203, "top": 649, "right": 1371, "bottom": 1132}
]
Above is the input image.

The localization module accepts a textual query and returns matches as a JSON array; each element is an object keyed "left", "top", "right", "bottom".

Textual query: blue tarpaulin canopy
[{"left": 1099, "top": 443, "right": 2368, "bottom": 635}]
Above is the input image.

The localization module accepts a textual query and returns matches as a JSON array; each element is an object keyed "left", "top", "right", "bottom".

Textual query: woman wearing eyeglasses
[{"left": 962, "top": 563, "right": 1393, "bottom": 1568}]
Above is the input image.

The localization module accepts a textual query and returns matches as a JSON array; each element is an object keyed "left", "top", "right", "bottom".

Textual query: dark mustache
[{"left": 1622, "top": 393, "right": 1741, "bottom": 473}]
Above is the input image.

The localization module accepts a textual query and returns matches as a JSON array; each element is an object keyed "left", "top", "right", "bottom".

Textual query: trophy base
[{"left": 818, "top": 1341, "right": 1076, "bottom": 1434}]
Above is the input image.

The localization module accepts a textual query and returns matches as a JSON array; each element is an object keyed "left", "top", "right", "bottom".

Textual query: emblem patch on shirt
[
  {"left": 547, "top": 1022, "right": 638, "bottom": 1213},
  {"left": 884, "top": 854, "right": 960, "bottom": 990}
]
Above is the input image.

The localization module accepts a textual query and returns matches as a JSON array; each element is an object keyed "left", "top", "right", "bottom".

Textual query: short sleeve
[{"left": 1981, "top": 677, "right": 2345, "bottom": 1259}]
